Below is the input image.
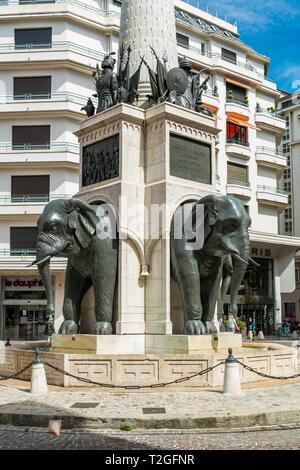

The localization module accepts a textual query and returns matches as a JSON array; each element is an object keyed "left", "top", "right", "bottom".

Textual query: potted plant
[
  {"left": 256, "top": 102, "right": 262, "bottom": 112},
  {"left": 267, "top": 106, "right": 276, "bottom": 114},
  {"left": 213, "top": 85, "right": 218, "bottom": 96},
  {"left": 203, "top": 84, "right": 208, "bottom": 91},
  {"left": 244, "top": 96, "right": 249, "bottom": 105},
  {"left": 228, "top": 90, "right": 234, "bottom": 100},
  {"left": 236, "top": 318, "right": 247, "bottom": 338}
]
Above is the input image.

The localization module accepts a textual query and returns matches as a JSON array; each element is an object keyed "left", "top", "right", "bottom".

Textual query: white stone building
[
  {"left": 277, "top": 89, "right": 300, "bottom": 321},
  {"left": 0, "top": 0, "right": 299, "bottom": 340}
]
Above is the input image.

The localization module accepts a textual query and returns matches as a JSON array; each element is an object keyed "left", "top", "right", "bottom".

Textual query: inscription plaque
[
  {"left": 170, "top": 134, "right": 211, "bottom": 184},
  {"left": 82, "top": 134, "right": 119, "bottom": 187}
]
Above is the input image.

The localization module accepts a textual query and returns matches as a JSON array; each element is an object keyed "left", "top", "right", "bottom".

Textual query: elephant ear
[
  {"left": 65, "top": 198, "right": 98, "bottom": 249},
  {"left": 191, "top": 194, "right": 221, "bottom": 242}
]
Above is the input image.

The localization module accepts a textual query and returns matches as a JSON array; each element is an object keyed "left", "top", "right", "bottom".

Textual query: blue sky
[{"left": 184, "top": 0, "right": 300, "bottom": 93}]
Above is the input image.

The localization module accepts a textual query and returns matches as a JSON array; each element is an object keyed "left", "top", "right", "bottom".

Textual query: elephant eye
[
  {"left": 49, "top": 224, "right": 60, "bottom": 234},
  {"left": 223, "top": 219, "right": 239, "bottom": 233}
]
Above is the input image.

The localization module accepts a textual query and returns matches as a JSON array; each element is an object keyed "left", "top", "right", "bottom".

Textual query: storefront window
[{"left": 238, "top": 258, "right": 274, "bottom": 297}]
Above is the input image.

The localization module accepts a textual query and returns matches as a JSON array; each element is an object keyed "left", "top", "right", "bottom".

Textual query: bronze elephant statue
[
  {"left": 171, "top": 194, "right": 256, "bottom": 335},
  {"left": 30, "top": 198, "right": 118, "bottom": 335}
]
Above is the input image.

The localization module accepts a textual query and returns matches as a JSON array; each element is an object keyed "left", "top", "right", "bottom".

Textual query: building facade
[
  {"left": 278, "top": 90, "right": 300, "bottom": 321},
  {"left": 0, "top": 0, "right": 299, "bottom": 340}
]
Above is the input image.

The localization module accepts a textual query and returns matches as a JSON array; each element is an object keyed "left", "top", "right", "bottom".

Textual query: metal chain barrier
[
  {"left": 0, "top": 363, "right": 33, "bottom": 381},
  {"left": 43, "top": 361, "right": 225, "bottom": 389},
  {"left": 235, "top": 359, "right": 300, "bottom": 380}
]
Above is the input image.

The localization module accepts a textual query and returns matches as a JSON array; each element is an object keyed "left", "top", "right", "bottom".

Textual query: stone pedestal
[
  {"left": 74, "top": 102, "right": 220, "bottom": 336},
  {"left": 51, "top": 333, "right": 241, "bottom": 355}
]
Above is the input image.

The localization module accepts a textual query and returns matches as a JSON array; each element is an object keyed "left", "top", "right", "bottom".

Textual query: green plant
[
  {"left": 244, "top": 96, "right": 249, "bottom": 104},
  {"left": 228, "top": 90, "right": 234, "bottom": 99},
  {"left": 223, "top": 319, "right": 229, "bottom": 326},
  {"left": 256, "top": 102, "right": 262, "bottom": 112},
  {"left": 203, "top": 84, "right": 208, "bottom": 90},
  {"left": 267, "top": 106, "right": 276, "bottom": 114},
  {"left": 236, "top": 318, "right": 246, "bottom": 330},
  {"left": 120, "top": 423, "right": 133, "bottom": 431}
]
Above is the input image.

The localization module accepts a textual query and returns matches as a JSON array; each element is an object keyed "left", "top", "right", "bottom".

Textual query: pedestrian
[
  {"left": 228, "top": 315, "right": 237, "bottom": 333},
  {"left": 44, "top": 316, "right": 55, "bottom": 343}
]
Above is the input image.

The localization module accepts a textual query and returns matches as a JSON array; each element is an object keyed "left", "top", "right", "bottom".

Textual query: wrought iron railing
[
  {"left": 227, "top": 138, "right": 250, "bottom": 147},
  {"left": 226, "top": 97, "right": 249, "bottom": 107},
  {"left": 256, "top": 146, "right": 286, "bottom": 157},
  {"left": 1, "top": 91, "right": 96, "bottom": 106},
  {"left": 227, "top": 179, "right": 251, "bottom": 187},
  {"left": 0, "top": 142, "right": 79, "bottom": 151},
  {"left": 0, "top": 194, "right": 72, "bottom": 203},
  {"left": 0, "top": 248, "right": 36, "bottom": 256},
  {"left": 255, "top": 108, "right": 285, "bottom": 121},
  {"left": 256, "top": 185, "right": 288, "bottom": 195}
]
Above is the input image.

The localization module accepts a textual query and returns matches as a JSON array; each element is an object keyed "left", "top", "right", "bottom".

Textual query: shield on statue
[{"left": 166, "top": 68, "right": 188, "bottom": 96}]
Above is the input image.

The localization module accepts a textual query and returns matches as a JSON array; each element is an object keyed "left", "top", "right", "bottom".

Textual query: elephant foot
[
  {"left": 92, "top": 322, "right": 113, "bottom": 335},
  {"left": 58, "top": 320, "right": 78, "bottom": 335},
  {"left": 184, "top": 319, "right": 206, "bottom": 335},
  {"left": 204, "top": 321, "right": 218, "bottom": 335}
]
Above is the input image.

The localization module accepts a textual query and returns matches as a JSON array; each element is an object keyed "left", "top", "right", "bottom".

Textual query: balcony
[
  {"left": 0, "top": 249, "right": 67, "bottom": 270},
  {"left": 0, "top": 141, "right": 79, "bottom": 168},
  {"left": 0, "top": 194, "right": 72, "bottom": 217},
  {"left": 225, "top": 98, "right": 250, "bottom": 118},
  {"left": 255, "top": 109, "right": 286, "bottom": 144},
  {"left": 0, "top": 41, "right": 105, "bottom": 72},
  {"left": 226, "top": 139, "right": 251, "bottom": 159},
  {"left": 256, "top": 185, "right": 288, "bottom": 211},
  {"left": 256, "top": 147, "right": 287, "bottom": 174},
  {"left": 227, "top": 179, "right": 251, "bottom": 199},
  {"left": 0, "top": 92, "right": 93, "bottom": 120}
]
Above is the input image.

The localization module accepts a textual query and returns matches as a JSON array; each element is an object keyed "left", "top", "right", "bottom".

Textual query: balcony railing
[
  {"left": 0, "top": 41, "right": 105, "bottom": 61},
  {"left": 256, "top": 146, "right": 286, "bottom": 157},
  {"left": 226, "top": 97, "right": 249, "bottom": 108},
  {"left": 0, "top": 141, "right": 79, "bottom": 151},
  {"left": 0, "top": 194, "right": 72, "bottom": 203},
  {"left": 256, "top": 108, "right": 285, "bottom": 121},
  {"left": 227, "top": 179, "right": 251, "bottom": 187},
  {"left": 0, "top": 248, "right": 36, "bottom": 256},
  {"left": 1, "top": 91, "right": 96, "bottom": 106},
  {"left": 0, "top": 0, "right": 121, "bottom": 17},
  {"left": 256, "top": 185, "right": 288, "bottom": 195},
  {"left": 227, "top": 139, "right": 250, "bottom": 147}
]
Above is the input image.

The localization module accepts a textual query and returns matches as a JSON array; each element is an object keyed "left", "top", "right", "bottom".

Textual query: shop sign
[
  {"left": 4, "top": 277, "right": 44, "bottom": 291},
  {"left": 251, "top": 248, "right": 272, "bottom": 257}
]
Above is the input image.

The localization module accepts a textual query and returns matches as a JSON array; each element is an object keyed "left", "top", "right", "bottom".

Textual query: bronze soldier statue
[{"left": 93, "top": 53, "right": 119, "bottom": 113}]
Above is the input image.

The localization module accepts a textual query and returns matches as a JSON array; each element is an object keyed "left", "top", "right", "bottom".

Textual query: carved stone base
[{"left": 51, "top": 333, "right": 242, "bottom": 355}]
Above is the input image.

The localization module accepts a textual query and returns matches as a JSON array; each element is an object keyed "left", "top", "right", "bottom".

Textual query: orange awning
[
  {"left": 227, "top": 117, "right": 260, "bottom": 130},
  {"left": 226, "top": 78, "right": 251, "bottom": 89},
  {"left": 202, "top": 102, "right": 221, "bottom": 119}
]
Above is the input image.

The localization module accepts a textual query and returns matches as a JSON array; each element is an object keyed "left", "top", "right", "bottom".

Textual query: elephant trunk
[
  {"left": 37, "top": 252, "right": 54, "bottom": 318},
  {"left": 229, "top": 242, "right": 250, "bottom": 316}
]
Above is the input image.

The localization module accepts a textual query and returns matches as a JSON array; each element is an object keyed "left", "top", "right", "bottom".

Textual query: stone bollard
[
  {"left": 248, "top": 330, "right": 253, "bottom": 341},
  {"left": 292, "top": 330, "right": 298, "bottom": 339},
  {"left": 257, "top": 331, "right": 265, "bottom": 340},
  {"left": 223, "top": 348, "right": 242, "bottom": 395},
  {"left": 5, "top": 338, "right": 11, "bottom": 347},
  {"left": 30, "top": 348, "right": 48, "bottom": 394}
]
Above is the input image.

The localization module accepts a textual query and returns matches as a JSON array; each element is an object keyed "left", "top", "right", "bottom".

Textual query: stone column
[{"left": 119, "top": 0, "right": 178, "bottom": 104}]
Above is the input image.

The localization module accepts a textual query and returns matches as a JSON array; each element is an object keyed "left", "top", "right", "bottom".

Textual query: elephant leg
[
  {"left": 201, "top": 262, "right": 223, "bottom": 334},
  {"left": 91, "top": 239, "right": 118, "bottom": 335},
  {"left": 171, "top": 243, "right": 206, "bottom": 335},
  {"left": 59, "top": 263, "right": 87, "bottom": 335}
]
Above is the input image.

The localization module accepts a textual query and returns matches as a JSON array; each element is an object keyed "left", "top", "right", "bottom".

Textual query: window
[
  {"left": 226, "top": 83, "right": 246, "bottom": 102},
  {"left": 227, "top": 122, "right": 248, "bottom": 146},
  {"left": 295, "top": 268, "right": 300, "bottom": 283},
  {"left": 15, "top": 28, "right": 52, "bottom": 49},
  {"left": 11, "top": 176, "right": 50, "bottom": 202},
  {"left": 284, "top": 208, "right": 292, "bottom": 219},
  {"left": 288, "top": 195, "right": 292, "bottom": 205},
  {"left": 14, "top": 76, "right": 51, "bottom": 100},
  {"left": 285, "top": 116, "right": 290, "bottom": 127},
  {"left": 284, "top": 303, "right": 296, "bottom": 318},
  {"left": 227, "top": 162, "right": 248, "bottom": 185},
  {"left": 12, "top": 125, "right": 50, "bottom": 150},
  {"left": 176, "top": 33, "right": 189, "bottom": 48},
  {"left": 10, "top": 227, "right": 39, "bottom": 255},
  {"left": 285, "top": 221, "right": 293, "bottom": 233},
  {"left": 284, "top": 169, "right": 291, "bottom": 180},
  {"left": 221, "top": 48, "right": 236, "bottom": 64},
  {"left": 284, "top": 181, "right": 291, "bottom": 193}
]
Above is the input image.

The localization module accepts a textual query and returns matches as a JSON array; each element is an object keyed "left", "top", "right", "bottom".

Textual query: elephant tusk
[
  {"left": 232, "top": 253, "right": 249, "bottom": 266},
  {"left": 249, "top": 257, "right": 261, "bottom": 267},
  {"left": 26, "top": 255, "right": 52, "bottom": 268}
]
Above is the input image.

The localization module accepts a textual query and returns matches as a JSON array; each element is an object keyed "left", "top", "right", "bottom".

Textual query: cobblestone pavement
[
  {"left": 0, "top": 381, "right": 300, "bottom": 429},
  {"left": 0, "top": 424, "right": 299, "bottom": 450}
]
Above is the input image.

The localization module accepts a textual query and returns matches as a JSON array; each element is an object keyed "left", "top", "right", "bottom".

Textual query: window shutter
[{"left": 227, "top": 162, "right": 247, "bottom": 182}]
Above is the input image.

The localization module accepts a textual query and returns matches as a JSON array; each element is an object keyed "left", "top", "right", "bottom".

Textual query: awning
[
  {"left": 227, "top": 112, "right": 260, "bottom": 130},
  {"left": 202, "top": 102, "right": 221, "bottom": 119},
  {"left": 226, "top": 78, "right": 251, "bottom": 89}
]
